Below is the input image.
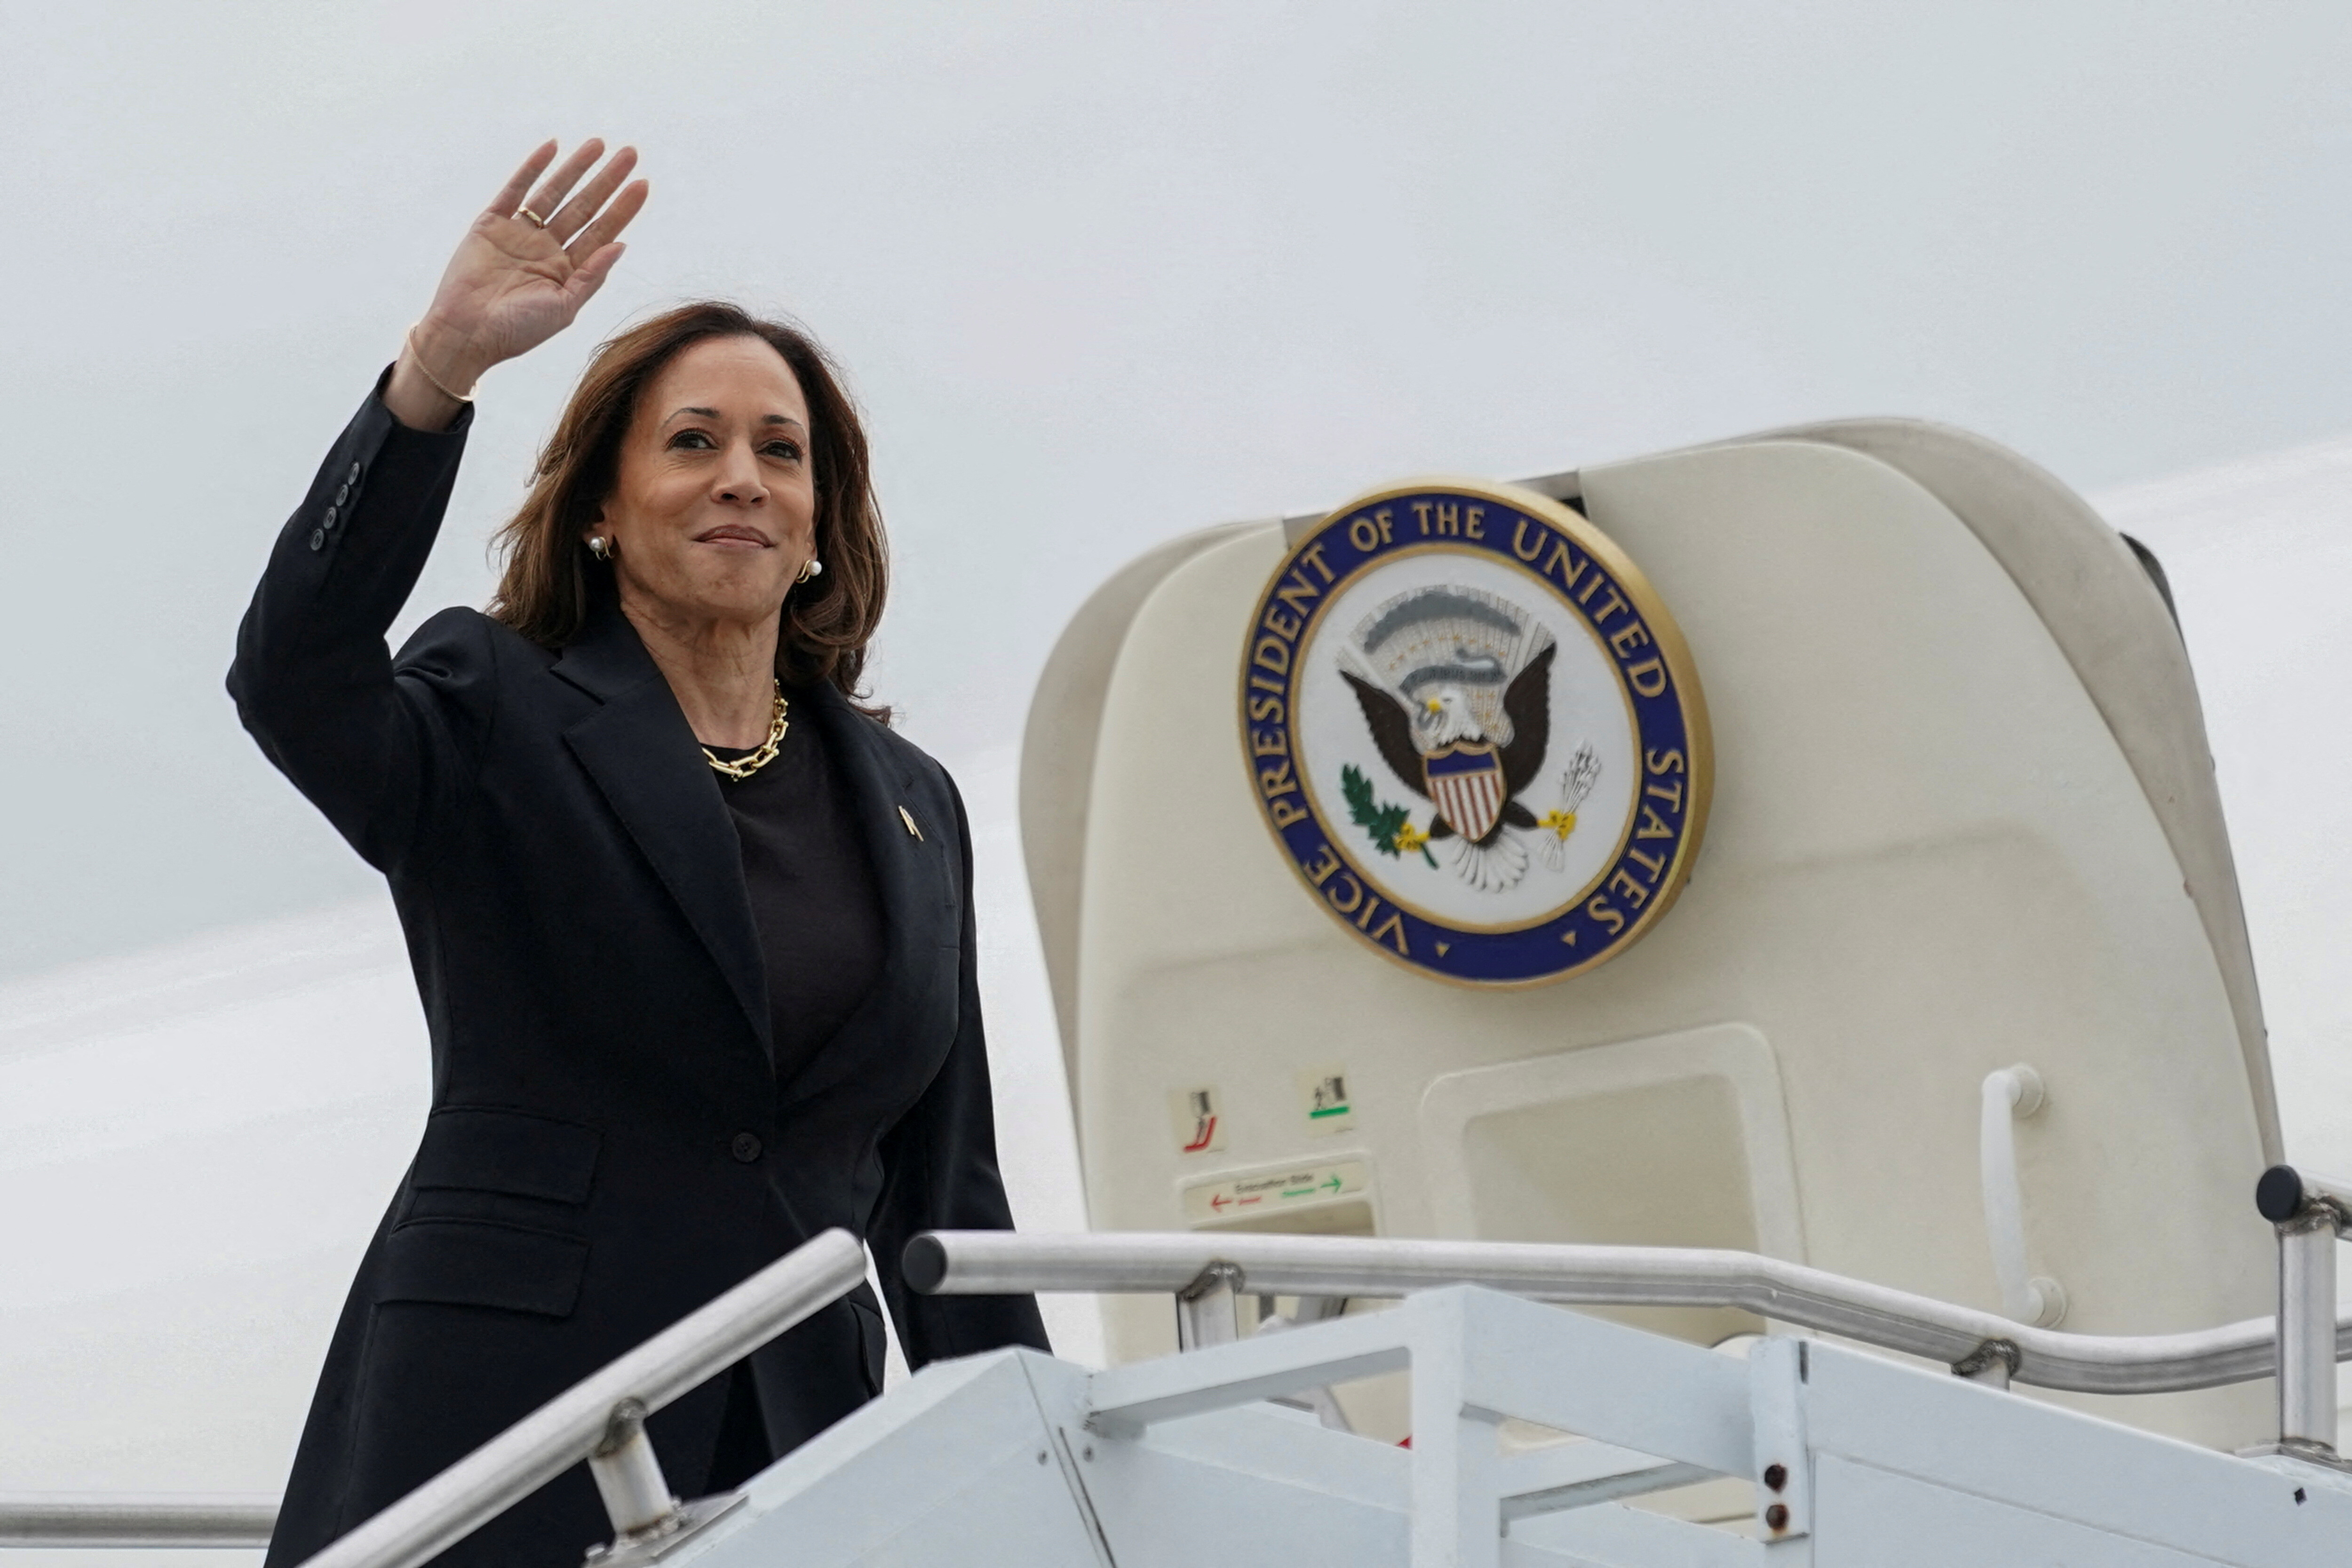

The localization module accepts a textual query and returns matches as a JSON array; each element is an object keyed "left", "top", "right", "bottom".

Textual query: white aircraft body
[{"left": 5, "top": 427, "right": 2352, "bottom": 1567}]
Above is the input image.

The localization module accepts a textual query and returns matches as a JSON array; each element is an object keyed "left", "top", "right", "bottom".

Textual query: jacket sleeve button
[
  {"left": 334, "top": 483, "right": 350, "bottom": 506},
  {"left": 731, "top": 1132, "right": 763, "bottom": 1163},
  {"left": 308, "top": 528, "right": 326, "bottom": 552},
  {"left": 348, "top": 461, "right": 362, "bottom": 484},
  {"left": 323, "top": 505, "right": 339, "bottom": 529}
]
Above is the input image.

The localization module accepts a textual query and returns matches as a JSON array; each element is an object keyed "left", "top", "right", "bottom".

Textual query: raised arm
[{"left": 228, "top": 141, "right": 648, "bottom": 873}]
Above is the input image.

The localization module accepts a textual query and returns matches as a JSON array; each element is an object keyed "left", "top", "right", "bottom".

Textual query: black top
[{"left": 707, "top": 707, "right": 885, "bottom": 1087}]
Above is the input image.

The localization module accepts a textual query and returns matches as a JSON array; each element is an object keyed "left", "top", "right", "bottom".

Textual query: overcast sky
[{"left": 3, "top": 1, "right": 2349, "bottom": 977}]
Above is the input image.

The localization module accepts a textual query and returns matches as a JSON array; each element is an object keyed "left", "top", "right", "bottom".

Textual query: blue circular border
[{"left": 1241, "top": 486, "right": 1706, "bottom": 986}]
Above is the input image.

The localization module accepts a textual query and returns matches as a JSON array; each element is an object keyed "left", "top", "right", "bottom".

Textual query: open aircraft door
[{"left": 1022, "top": 420, "right": 2280, "bottom": 1451}]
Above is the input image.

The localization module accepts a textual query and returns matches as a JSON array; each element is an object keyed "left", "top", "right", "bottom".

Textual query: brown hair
[{"left": 488, "top": 301, "right": 889, "bottom": 715}]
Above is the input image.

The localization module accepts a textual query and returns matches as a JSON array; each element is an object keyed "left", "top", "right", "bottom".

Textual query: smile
[{"left": 693, "top": 525, "right": 772, "bottom": 548}]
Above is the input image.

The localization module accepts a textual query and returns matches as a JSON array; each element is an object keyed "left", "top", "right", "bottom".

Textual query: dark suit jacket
[{"left": 229, "top": 380, "right": 1047, "bottom": 1568}]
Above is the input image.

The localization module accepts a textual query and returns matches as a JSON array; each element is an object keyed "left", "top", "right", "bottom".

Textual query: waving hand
[{"left": 389, "top": 140, "right": 649, "bottom": 429}]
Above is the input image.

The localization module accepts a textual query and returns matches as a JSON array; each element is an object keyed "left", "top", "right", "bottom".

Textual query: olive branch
[{"left": 1341, "top": 764, "right": 1438, "bottom": 867}]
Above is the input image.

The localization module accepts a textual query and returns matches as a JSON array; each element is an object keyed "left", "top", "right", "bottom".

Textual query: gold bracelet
[{"left": 404, "top": 324, "right": 476, "bottom": 405}]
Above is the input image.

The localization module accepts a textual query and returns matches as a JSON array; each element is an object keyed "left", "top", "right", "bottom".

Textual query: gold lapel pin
[{"left": 898, "top": 805, "right": 923, "bottom": 841}]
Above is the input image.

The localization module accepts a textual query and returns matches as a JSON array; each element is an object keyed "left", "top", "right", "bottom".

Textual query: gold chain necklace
[{"left": 703, "top": 682, "right": 790, "bottom": 781}]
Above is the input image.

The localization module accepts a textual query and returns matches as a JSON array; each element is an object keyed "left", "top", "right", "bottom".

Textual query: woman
[{"left": 230, "top": 140, "right": 1048, "bottom": 1568}]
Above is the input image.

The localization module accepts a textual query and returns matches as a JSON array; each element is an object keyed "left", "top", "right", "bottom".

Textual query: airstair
[{"left": 10, "top": 1197, "right": 2352, "bottom": 1568}]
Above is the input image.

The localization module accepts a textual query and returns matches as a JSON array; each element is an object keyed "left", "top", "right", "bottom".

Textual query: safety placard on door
[
  {"left": 1168, "top": 1086, "right": 1226, "bottom": 1154},
  {"left": 1296, "top": 1064, "right": 1355, "bottom": 1137},
  {"left": 1181, "top": 1158, "right": 1369, "bottom": 1224}
]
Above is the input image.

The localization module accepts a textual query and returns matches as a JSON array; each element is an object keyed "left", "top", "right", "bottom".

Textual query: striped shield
[{"left": 1423, "top": 744, "right": 1505, "bottom": 843}]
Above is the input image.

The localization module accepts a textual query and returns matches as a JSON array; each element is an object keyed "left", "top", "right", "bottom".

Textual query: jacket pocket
[
  {"left": 379, "top": 1217, "right": 589, "bottom": 1318},
  {"left": 413, "top": 1106, "right": 601, "bottom": 1204}
]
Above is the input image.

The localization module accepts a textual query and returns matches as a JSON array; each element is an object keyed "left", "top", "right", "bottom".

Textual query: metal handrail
[
  {"left": 906, "top": 1229, "right": 2352, "bottom": 1396},
  {"left": 4, "top": 1230, "right": 867, "bottom": 1559},
  {"left": 287, "top": 1228, "right": 868, "bottom": 1568},
  {"left": 0, "top": 1494, "right": 278, "bottom": 1549}
]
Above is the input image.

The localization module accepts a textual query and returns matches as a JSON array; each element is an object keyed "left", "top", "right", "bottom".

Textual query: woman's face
[{"left": 595, "top": 334, "right": 817, "bottom": 629}]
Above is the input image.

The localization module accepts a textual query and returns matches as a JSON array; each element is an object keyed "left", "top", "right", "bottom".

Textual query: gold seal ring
[{"left": 518, "top": 206, "right": 549, "bottom": 229}]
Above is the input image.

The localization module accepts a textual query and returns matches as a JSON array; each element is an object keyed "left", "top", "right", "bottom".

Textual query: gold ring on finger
[{"left": 518, "top": 206, "right": 549, "bottom": 229}]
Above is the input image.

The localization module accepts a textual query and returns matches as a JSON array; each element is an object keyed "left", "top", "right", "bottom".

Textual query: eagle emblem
[
  {"left": 1339, "top": 586, "right": 1596, "bottom": 893},
  {"left": 1237, "top": 478, "right": 1708, "bottom": 987}
]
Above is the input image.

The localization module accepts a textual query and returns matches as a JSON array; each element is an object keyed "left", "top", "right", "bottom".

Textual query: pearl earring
[
  {"left": 588, "top": 536, "right": 612, "bottom": 562},
  {"left": 796, "top": 557, "right": 823, "bottom": 585}
]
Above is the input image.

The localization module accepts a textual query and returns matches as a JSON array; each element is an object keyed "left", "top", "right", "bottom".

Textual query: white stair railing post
[
  {"left": 1175, "top": 1261, "right": 1245, "bottom": 1351},
  {"left": 2254, "top": 1164, "right": 2351, "bottom": 1461},
  {"left": 586, "top": 1400, "right": 677, "bottom": 1539},
  {"left": 1405, "top": 1293, "right": 1497, "bottom": 1568}
]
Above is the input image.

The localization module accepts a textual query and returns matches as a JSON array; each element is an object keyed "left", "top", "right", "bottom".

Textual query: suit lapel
[{"left": 555, "top": 601, "right": 771, "bottom": 1055}]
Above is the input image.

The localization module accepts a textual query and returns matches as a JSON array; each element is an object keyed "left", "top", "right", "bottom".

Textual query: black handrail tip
[
  {"left": 2256, "top": 1164, "right": 2306, "bottom": 1223},
  {"left": 902, "top": 1234, "right": 948, "bottom": 1294}
]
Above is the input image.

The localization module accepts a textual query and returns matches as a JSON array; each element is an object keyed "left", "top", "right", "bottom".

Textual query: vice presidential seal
[{"left": 1239, "top": 479, "right": 1711, "bottom": 986}]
